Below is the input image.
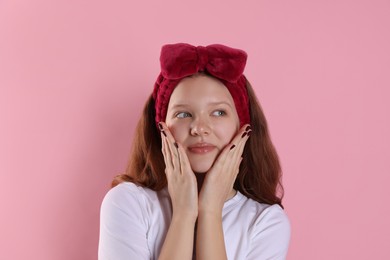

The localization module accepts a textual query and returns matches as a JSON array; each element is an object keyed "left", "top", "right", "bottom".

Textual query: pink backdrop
[{"left": 1, "top": 0, "right": 389, "bottom": 259}]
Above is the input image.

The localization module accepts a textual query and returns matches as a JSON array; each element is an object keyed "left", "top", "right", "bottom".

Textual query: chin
[
  {"left": 192, "top": 167, "right": 211, "bottom": 174},
  {"left": 187, "top": 151, "right": 218, "bottom": 174},
  {"left": 189, "top": 160, "right": 214, "bottom": 174}
]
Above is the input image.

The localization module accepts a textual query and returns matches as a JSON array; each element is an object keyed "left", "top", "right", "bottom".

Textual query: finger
[
  {"left": 229, "top": 124, "right": 251, "bottom": 157},
  {"left": 159, "top": 122, "right": 177, "bottom": 145},
  {"left": 229, "top": 124, "right": 251, "bottom": 147},
  {"left": 234, "top": 125, "right": 251, "bottom": 157},
  {"left": 176, "top": 142, "right": 193, "bottom": 177},
  {"left": 161, "top": 131, "right": 169, "bottom": 167},
  {"left": 160, "top": 132, "right": 167, "bottom": 165},
  {"left": 229, "top": 129, "right": 250, "bottom": 172},
  {"left": 231, "top": 155, "right": 243, "bottom": 179},
  {"left": 219, "top": 124, "right": 250, "bottom": 164},
  {"left": 219, "top": 124, "right": 251, "bottom": 176},
  {"left": 159, "top": 122, "right": 181, "bottom": 173},
  {"left": 208, "top": 124, "right": 249, "bottom": 175},
  {"left": 161, "top": 131, "right": 174, "bottom": 174}
]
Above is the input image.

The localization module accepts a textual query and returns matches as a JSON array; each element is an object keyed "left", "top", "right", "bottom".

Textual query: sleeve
[
  {"left": 246, "top": 204, "right": 291, "bottom": 260},
  {"left": 98, "top": 184, "right": 151, "bottom": 260}
]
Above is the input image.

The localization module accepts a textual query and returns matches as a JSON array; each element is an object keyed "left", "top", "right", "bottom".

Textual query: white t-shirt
[{"left": 99, "top": 182, "right": 290, "bottom": 260}]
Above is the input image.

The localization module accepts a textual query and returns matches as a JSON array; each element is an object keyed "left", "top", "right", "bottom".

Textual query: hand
[
  {"left": 159, "top": 122, "right": 198, "bottom": 220},
  {"left": 198, "top": 124, "right": 251, "bottom": 215}
]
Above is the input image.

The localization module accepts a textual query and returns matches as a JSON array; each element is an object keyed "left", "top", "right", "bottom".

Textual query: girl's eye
[
  {"left": 212, "top": 110, "right": 226, "bottom": 117},
  {"left": 176, "top": 112, "right": 191, "bottom": 118}
]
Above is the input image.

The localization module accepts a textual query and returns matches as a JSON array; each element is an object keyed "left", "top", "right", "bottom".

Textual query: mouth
[{"left": 187, "top": 143, "right": 216, "bottom": 154}]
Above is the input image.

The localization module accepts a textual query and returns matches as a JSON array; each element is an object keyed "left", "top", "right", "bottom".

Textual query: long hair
[{"left": 112, "top": 79, "right": 284, "bottom": 208}]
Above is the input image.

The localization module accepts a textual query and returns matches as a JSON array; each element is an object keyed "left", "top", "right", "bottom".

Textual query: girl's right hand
[{"left": 159, "top": 122, "right": 198, "bottom": 220}]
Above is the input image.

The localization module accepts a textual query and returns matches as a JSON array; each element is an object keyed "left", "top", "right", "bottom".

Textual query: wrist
[
  {"left": 198, "top": 207, "right": 223, "bottom": 220},
  {"left": 171, "top": 211, "right": 198, "bottom": 225},
  {"left": 198, "top": 199, "right": 224, "bottom": 216}
]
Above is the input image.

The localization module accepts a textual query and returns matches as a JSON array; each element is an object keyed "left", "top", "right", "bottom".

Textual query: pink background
[{"left": 1, "top": 0, "right": 389, "bottom": 259}]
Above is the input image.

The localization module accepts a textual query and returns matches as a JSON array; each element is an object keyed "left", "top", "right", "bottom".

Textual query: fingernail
[
  {"left": 158, "top": 122, "right": 163, "bottom": 131},
  {"left": 241, "top": 132, "right": 247, "bottom": 138},
  {"left": 230, "top": 144, "right": 236, "bottom": 150},
  {"left": 245, "top": 125, "right": 251, "bottom": 131},
  {"left": 174, "top": 142, "right": 178, "bottom": 148}
]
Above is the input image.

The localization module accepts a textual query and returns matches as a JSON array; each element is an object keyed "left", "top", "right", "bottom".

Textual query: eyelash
[
  {"left": 175, "top": 110, "right": 227, "bottom": 118},
  {"left": 175, "top": 112, "right": 191, "bottom": 118},
  {"left": 212, "top": 110, "right": 226, "bottom": 116}
]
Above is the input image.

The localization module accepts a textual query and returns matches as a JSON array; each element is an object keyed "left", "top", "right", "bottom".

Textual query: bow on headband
[
  {"left": 160, "top": 43, "right": 247, "bottom": 83},
  {"left": 153, "top": 43, "right": 250, "bottom": 127}
]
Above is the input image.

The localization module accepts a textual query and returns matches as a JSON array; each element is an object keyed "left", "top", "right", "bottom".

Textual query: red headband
[{"left": 152, "top": 43, "right": 250, "bottom": 127}]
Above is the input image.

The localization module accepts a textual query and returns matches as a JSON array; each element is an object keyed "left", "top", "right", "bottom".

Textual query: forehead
[{"left": 168, "top": 75, "right": 235, "bottom": 104}]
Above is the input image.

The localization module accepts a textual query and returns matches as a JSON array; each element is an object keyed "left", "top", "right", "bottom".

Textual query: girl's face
[{"left": 165, "top": 75, "right": 240, "bottom": 174}]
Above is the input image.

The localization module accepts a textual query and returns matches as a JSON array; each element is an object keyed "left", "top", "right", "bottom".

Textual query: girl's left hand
[{"left": 198, "top": 124, "right": 251, "bottom": 215}]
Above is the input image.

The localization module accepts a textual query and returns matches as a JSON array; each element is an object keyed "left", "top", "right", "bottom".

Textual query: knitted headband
[{"left": 152, "top": 43, "right": 250, "bottom": 127}]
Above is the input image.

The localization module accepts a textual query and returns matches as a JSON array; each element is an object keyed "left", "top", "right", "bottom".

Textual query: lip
[{"left": 188, "top": 143, "right": 216, "bottom": 154}]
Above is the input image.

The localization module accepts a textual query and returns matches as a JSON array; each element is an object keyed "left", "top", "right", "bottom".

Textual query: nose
[{"left": 190, "top": 116, "right": 211, "bottom": 136}]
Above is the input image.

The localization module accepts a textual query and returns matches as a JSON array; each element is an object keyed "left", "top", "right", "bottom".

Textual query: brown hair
[{"left": 112, "top": 79, "right": 284, "bottom": 208}]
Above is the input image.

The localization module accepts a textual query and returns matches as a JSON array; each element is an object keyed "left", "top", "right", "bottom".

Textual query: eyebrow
[{"left": 170, "top": 101, "right": 234, "bottom": 109}]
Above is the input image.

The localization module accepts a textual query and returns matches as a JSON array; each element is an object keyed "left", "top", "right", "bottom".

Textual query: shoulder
[
  {"left": 103, "top": 182, "right": 148, "bottom": 199},
  {"left": 238, "top": 195, "right": 290, "bottom": 239},
  {"left": 228, "top": 193, "right": 287, "bottom": 222},
  {"left": 100, "top": 182, "right": 149, "bottom": 224},
  {"left": 99, "top": 183, "right": 157, "bottom": 258},
  {"left": 254, "top": 204, "right": 290, "bottom": 236},
  {"left": 101, "top": 182, "right": 147, "bottom": 209},
  {"left": 223, "top": 194, "right": 290, "bottom": 259},
  {"left": 249, "top": 202, "right": 291, "bottom": 259},
  {"left": 225, "top": 193, "right": 290, "bottom": 240},
  {"left": 100, "top": 182, "right": 170, "bottom": 220}
]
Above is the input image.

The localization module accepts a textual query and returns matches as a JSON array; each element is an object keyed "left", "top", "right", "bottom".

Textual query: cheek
[
  {"left": 225, "top": 129, "right": 238, "bottom": 144},
  {"left": 167, "top": 122, "right": 187, "bottom": 142},
  {"left": 214, "top": 120, "right": 239, "bottom": 143}
]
